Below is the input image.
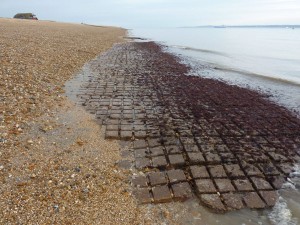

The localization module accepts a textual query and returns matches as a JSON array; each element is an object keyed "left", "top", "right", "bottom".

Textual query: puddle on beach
[
  {"left": 64, "top": 44, "right": 300, "bottom": 225},
  {"left": 64, "top": 64, "right": 93, "bottom": 103}
]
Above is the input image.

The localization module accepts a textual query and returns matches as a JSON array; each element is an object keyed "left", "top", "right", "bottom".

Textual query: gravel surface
[
  {"left": 0, "top": 18, "right": 124, "bottom": 147},
  {"left": 0, "top": 19, "right": 152, "bottom": 224},
  {"left": 1, "top": 99, "right": 150, "bottom": 224}
]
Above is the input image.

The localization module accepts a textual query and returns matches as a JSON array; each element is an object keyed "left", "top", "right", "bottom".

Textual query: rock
[{"left": 53, "top": 205, "right": 59, "bottom": 213}]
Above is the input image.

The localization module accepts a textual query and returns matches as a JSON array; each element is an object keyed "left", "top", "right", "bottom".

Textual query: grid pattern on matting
[{"left": 76, "top": 42, "right": 300, "bottom": 212}]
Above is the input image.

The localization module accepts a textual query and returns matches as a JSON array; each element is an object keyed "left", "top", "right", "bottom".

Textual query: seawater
[
  {"left": 130, "top": 28, "right": 300, "bottom": 224},
  {"left": 130, "top": 27, "right": 300, "bottom": 115}
]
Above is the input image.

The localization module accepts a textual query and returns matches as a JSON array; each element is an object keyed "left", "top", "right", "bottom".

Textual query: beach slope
[{"left": 0, "top": 19, "right": 150, "bottom": 224}]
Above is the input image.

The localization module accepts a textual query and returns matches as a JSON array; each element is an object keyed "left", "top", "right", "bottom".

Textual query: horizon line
[{"left": 179, "top": 24, "right": 300, "bottom": 28}]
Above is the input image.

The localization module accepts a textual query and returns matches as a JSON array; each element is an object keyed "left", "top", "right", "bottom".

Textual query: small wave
[
  {"left": 268, "top": 163, "right": 300, "bottom": 225},
  {"left": 125, "top": 36, "right": 148, "bottom": 41},
  {"left": 171, "top": 45, "right": 229, "bottom": 57},
  {"left": 268, "top": 197, "right": 298, "bottom": 225},
  {"left": 212, "top": 66, "right": 300, "bottom": 87},
  {"left": 172, "top": 49, "right": 300, "bottom": 87},
  {"left": 169, "top": 45, "right": 300, "bottom": 87}
]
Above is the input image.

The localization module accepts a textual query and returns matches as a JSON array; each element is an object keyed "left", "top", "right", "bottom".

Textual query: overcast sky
[{"left": 1, "top": 0, "right": 300, "bottom": 28}]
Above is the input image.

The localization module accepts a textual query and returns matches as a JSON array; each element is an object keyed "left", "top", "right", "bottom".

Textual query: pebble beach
[
  {"left": 0, "top": 18, "right": 124, "bottom": 146},
  {"left": 0, "top": 18, "right": 153, "bottom": 224}
]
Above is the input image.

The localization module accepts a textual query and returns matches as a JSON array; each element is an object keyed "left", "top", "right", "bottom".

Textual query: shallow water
[{"left": 130, "top": 28, "right": 300, "bottom": 85}]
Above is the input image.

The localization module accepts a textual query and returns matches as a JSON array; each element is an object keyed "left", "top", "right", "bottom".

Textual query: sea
[{"left": 129, "top": 27, "right": 300, "bottom": 225}]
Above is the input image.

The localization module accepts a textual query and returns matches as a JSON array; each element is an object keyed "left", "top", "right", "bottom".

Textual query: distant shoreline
[{"left": 179, "top": 25, "right": 300, "bottom": 28}]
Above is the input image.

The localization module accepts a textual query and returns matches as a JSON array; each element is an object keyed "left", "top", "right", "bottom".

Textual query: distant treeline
[{"left": 14, "top": 13, "right": 38, "bottom": 20}]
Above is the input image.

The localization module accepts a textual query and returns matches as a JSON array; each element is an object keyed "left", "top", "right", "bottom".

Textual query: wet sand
[{"left": 69, "top": 41, "right": 300, "bottom": 223}]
